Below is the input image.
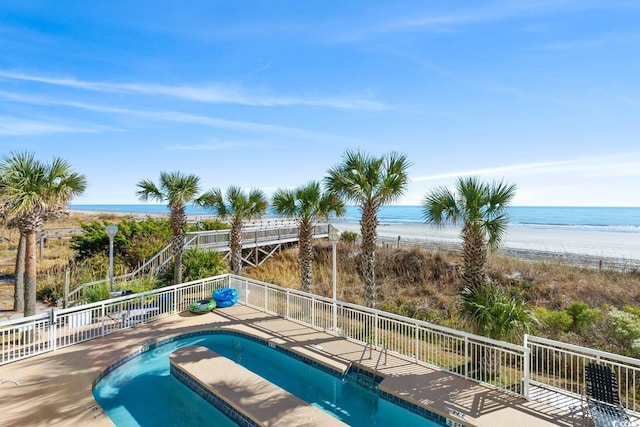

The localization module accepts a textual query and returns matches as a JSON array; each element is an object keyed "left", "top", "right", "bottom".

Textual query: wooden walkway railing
[{"left": 64, "top": 223, "right": 329, "bottom": 305}]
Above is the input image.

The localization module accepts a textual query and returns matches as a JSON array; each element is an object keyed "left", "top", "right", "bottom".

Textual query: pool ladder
[{"left": 352, "top": 343, "right": 387, "bottom": 391}]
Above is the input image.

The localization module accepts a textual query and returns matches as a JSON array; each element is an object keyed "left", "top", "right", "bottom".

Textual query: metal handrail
[
  {"left": 65, "top": 223, "right": 329, "bottom": 305},
  {"left": 3, "top": 272, "right": 640, "bottom": 419},
  {"left": 358, "top": 342, "right": 372, "bottom": 366},
  {"left": 374, "top": 347, "right": 387, "bottom": 378}
]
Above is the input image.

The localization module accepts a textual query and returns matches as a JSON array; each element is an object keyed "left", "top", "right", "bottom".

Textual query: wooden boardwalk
[{"left": 66, "top": 222, "right": 329, "bottom": 305}]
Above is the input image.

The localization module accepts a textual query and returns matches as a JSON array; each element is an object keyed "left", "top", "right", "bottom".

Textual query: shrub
[
  {"left": 36, "top": 284, "right": 61, "bottom": 306},
  {"left": 181, "top": 248, "right": 227, "bottom": 282},
  {"left": 121, "top": 276, "right": 161, "bottom": 293},
  {"left": 82, "top": 283, "right": 110, "bottom": 303},
  {"left": 340, "top": 231, "right": 358, "bottom": 244},
  {"left": 186, "top": 219, "right": 230, "bottom": 232},
  {"left": 71, "top": 217, "right": 172, "bottom": 270},
  {"left": 565, "top": 302, "right": 600, "bottom": 331},
  {"left": 609, "top": 307, "right": 640, "bottom": 357},
  {"left": 459, "top": 284, "right": 537, "bottom": 342},
  {"left": 535, "top": 307, "right": 573, "bottom": 333}
]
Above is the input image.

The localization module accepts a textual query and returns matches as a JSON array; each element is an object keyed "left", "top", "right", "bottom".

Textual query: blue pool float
[{"left": 213, "top": 288, "right": 238, "bottom": 308}]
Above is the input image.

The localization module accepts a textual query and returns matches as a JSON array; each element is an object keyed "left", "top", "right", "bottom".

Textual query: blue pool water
[{"left": 93, "top": 332, "right": 443, "bottom": 426}]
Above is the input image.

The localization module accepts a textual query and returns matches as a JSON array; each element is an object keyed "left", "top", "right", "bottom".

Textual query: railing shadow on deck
[{"left": 2, "top": 273, "right": 639, "bottom": 423}]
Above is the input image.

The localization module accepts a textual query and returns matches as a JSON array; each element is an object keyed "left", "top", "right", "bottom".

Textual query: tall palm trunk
[
  {"left": 461, "top": 222, "right": 487, "bottom": 288},
  {"left": 169, "top": 204, "right": 187, "bottom": 284},
  {"left": 229, "top": 222, "right": 242, "bottom": 274},
  {"left": 171, "top": 234, "right": 185, "bottom": 284},
  {"left": 23, "top": 230, "right": 37, "bottom": 317},
  {"left": 13, "top": 233, "right": 25, "bottom": 311},
  {"left": 360, "top": 203, "right": 378, "bottom": 307},
  {"left": 298, "top": 219, "right": 314, "bottom": 293},
  {"left": 479, "top": 347, "right": 501, "bottom": 378}
]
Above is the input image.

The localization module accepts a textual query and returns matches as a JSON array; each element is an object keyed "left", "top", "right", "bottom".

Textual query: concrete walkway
[{"left": 0, "top": 305, "right": 585, "bottom": 426}]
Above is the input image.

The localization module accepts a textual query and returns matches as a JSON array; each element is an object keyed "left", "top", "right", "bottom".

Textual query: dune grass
[
  {"left": 243, "top": 240, "right": 640, "bottom": 356},
  {"left": 2, "top": 213, "right": 640, "bottom": 356}
]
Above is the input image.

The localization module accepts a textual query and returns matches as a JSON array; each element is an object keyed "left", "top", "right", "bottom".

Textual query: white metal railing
[
  {"left": 527, "top": 335, "right": 640, "bottom": 416},
  {"left": 4, "top": 273, "right": 639, "bottom": 418},
  {"left": 66, "top": 223, "right": 328, "bottom": 305},
  {"left": 228, "top": 274, "right": 529, "bottom": 397},
  {"left": 1, "top": 275, "right": 228, "bottom": 365}
]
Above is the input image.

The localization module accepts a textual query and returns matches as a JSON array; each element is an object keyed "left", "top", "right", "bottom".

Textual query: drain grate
[{"left": 87, "top": 404, "right": 104, "bottom": 418}]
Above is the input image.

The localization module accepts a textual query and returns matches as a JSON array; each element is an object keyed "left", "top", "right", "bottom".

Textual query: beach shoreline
[
  {"left": 332, "top": 223, "right": 640, "bottom": 269},
  {"left": 67, "top": 208, "right": 640, "bottom": 268}
]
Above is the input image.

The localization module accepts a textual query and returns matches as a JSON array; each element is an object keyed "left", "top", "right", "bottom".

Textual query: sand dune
[{"left": 333, "top": 223, "right": 640, "bottom": 261}]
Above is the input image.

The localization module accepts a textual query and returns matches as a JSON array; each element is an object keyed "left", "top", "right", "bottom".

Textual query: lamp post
[
  {"left": 328, "top": 225, "right": 341, "bottom": 332},
  {"left": 105, "top": 224, "right": 119, "bottom": 293}
]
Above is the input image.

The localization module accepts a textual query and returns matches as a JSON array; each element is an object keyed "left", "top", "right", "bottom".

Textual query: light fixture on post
[
  {"left": 328, "top": 225, "right": 341, "bottom": 332},
  {"left": 105, "top": 223, "right": 119, "bottom": 294}
]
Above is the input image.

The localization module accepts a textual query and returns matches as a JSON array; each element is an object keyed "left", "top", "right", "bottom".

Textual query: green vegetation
[
  {"left": 71, "top": 217, "right": 172, "bottom": 268},
  {"left": 422, "top": 176, "right": 516, "bottom": 289},
  {"left": 0, "top": 157, "right": 635, "bottom": 362},
  {"left": 180, "top": 248, "right": 227, "bottom": 283},
  {"left": 137, "top": 171, "right": 203, "bottom": 285},
  {"left": 243, "top": 240, "right": 640, "bottom": 356},
  {"left": 460, "top": 284, "right": 536, "bottom": 342},
  {"left": 325, "top": 149, "right": 411, "bottom": 307},
  {"left": 608, "top": 307, "right": 640, "bottom": 357},
  {"left": 565, "top": 301, "right": 601, "bottom": 331},
  {"left": 0, "top": 151, "right": 87, "bottom": 316},
  {"left": 197, "top": 186, "right": 268, "bottom": 274},
  {"left": 187, "top": 219, "right": 230, "bottom": 232},
  {"left": 272, "top": 181, "right": 344, "bottom": 293},
  {"left": 340, "top": 231, "right": 358, "bottom": 244},
  {"left": 535, "top": 307, "right": 574, "bottom": 333}
]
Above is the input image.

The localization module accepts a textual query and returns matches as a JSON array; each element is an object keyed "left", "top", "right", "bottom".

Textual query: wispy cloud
[
  {"left": 335, "top": 1, "right": 640, "bottom": 41},
  {"left": 412, "top": 153, "right": 640, "bottom": 182},
  {"left": 0, "top": 90, "right": 313, "bottom": 135},
  {"left": 166, "top": 140, "right": 264, "bottom": 151},
  {"left": 540, "top": 32, "right": 640, "bottom": 50},
  {"left": 0, "top": 70, "right": 389, "bottom": 111},
  {"left": 0, "top": 115, "right": 111, "bottom": 136}
]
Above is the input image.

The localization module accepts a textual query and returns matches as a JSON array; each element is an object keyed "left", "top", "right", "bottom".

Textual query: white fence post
[
  {"left": 101, "top": 303, "right": 105, "bottom": 337},
  {"left": 286, "top": 290, "right": 290, "bottom": 319},
  {"left": 414, "top": 324, "right": 419, "bottom": 362},
  {"left": 264, "top": 283, "right": 268, "bottom": 311},
  {"left": 374, "top": 313, "right": 379, "bottom": 347},
  {"left": 50, "top": 309, "right": 57, "bottom": 352},
  {"left": 464, "top": 336, "right": 469, "bottom": 379},
  {"left": 173, "top": 287, "right": 178, "bottom": 315},
  {"left": 523, "top": 334, "right": 530, "bottom": 399}
]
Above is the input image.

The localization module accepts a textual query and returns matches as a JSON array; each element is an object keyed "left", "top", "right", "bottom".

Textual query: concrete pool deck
[{"left": 0, "top": 305, "right": 584, "bottom": 426}]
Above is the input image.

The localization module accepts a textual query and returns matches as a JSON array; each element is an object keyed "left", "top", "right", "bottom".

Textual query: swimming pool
[{"left": 93, "top": 331, "right": 446, "bottom": 426}]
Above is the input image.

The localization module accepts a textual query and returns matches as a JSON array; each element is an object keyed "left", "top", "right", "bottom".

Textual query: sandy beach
[
  {"left": 333, "top": 222, "right": 640, "bottom": 264},
  {"left": 67, "top": 208, "right": 640, "bottom": 268}
]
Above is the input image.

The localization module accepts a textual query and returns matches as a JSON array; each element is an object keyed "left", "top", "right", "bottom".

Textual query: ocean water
[{"left": 69, "top": 204, "right": 640, "bottom": 234}]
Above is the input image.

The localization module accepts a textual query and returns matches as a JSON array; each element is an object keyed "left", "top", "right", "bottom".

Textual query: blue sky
[{"left": 1, "top": 1, "right": 639, "bottom": 207}]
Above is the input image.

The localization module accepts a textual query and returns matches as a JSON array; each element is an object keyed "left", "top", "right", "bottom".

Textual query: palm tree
[
  {"left": 0, "top": 152, "right": 87, "bottom": 316},
  {"left": 136, "top": 171, "right": 201, "bottom": 285},
  {"left": 197, "top": 186, "right": 268, "bottom": 274},
  {"left": 422, "top": 176, "right": 516, "bottom": 289},
  {"left": 13, "top": 232, "right": 25, "bottom": 312},
  {"left": 272, "top": 181, "right": 345, "bottom": 293},
  {"left": 325, "top": 149, "right": 411, "bottom": 307},
  {"left": 460, "top": 285, "right": 535, "bottom": 342},
  {"left": 0, "top": 210, "right": 24, "bottom": 311},
  {"left": 460, "top": 284, "right": 536, "bottom": 376}
]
